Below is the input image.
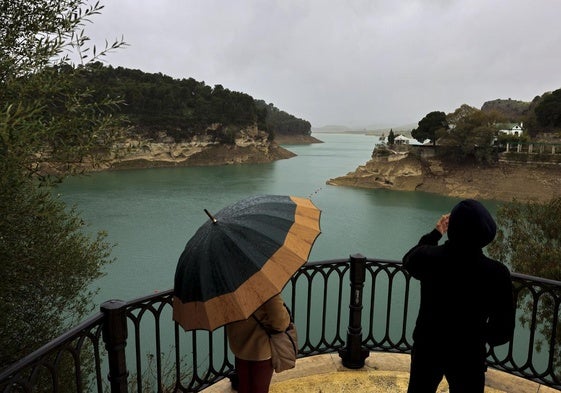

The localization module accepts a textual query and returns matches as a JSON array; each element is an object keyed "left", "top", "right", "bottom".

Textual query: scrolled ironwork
[
  {"left": 0, "top": 313, "right": 104, "bottom": 393},
  {"left": 1, "top": 257, "right": 560, "bottom": 392}
]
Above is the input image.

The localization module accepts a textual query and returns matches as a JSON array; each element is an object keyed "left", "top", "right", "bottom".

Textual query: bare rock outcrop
[
  {"left": 327, "top": 153, "right": 424, "bottom": 190},
  {"left": 108, "top": 124, "right": 296, "bottom": 170},
  {"left": 327, "top": 149, "right": 561, "bottom": 203}
]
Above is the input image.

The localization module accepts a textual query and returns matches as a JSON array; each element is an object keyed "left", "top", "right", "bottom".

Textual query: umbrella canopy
[{"left": 173, "top": 194, "right": 321, "bottom": 331}]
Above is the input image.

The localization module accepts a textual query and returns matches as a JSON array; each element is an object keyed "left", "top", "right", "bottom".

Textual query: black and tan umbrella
[{"left": 173, "top": 194, "right": 321, "bottom": 331}]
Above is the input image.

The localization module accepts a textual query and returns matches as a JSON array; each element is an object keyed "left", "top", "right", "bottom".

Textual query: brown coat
[{"left": 226, "top": 294, "right": 290, "bottom": 361}]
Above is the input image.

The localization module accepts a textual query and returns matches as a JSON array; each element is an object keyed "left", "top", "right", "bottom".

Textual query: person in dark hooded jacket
[{"left": 403, "top": 199, "right": 515, "bottom": 393}]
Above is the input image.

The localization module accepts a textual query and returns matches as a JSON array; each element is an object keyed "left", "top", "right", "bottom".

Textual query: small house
[
  {"left": 499, "top": 123, "right": 523, "bottom": 137},
  {"left": 394, "top": 135, "right": 412, "bottom": 145},
  {"left": 394, "top": 135, "right": 430, "bottom": 146}
]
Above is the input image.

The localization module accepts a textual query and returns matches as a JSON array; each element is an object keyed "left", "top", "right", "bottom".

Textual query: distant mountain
[
  {"left": 481, "top": 98, "right": 531, "bottom": 121},
  {"left": 372, "top": 123, "right": 417, "bottom": 133},
  {"left": 312, "top": 123, "right": 416, "bottom": 135},
  {"left": 312, "top": 125, "right": 354, "bottom": 133}
]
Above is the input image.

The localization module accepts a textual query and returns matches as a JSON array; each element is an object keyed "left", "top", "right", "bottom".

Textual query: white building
[
  {"left": 394, "top": 135, "right": 431, "bottom": 145},
  {"left": 394, "top": 135, "right": 412, "bottom": 145},
  {"left": 499, "top": 123, "right": 523, "bottom": 137}
]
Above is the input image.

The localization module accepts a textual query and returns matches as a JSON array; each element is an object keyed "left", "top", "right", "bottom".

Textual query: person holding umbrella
[
  {"left": 402, "top": 199, "right": 515, "bottom": 393},
  {"left": 173, "top": 195, "right": 321, "bottom": 392},
  {"left": 226, "top": 294, "right": 290, "bottom": 392}
]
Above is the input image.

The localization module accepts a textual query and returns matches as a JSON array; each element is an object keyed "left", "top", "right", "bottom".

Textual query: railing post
[
  {"left": 101, "top": 300, "right": 129, "bottom": 393},
  {"left": 339, "top": 253, "right": 369, "bottom": 368}
]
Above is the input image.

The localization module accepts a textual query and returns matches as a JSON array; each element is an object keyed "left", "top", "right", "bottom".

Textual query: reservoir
[
  {"left": 56, "top": 133, "right": 551, "bottom": 378},
  {"left": 56, "top": 132, "right": 499, "bottom": 307}
]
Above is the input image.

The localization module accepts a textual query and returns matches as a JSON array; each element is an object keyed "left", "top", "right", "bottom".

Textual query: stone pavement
[{"left": 202, "top": 352, "right": 559, "bottom": 393}]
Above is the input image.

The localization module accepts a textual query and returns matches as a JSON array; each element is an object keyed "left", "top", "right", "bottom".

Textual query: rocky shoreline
[
  {"left": 108, "top": 140, "right": 295, "bottom": 170},
  {"left": 67, "top": 126, "right": 301, "bottom": 173},
  {"left": 41, "top": 129, "right": 320, "bottom": 175},
  {"left": 107, "top": 131, "right": 325, "bottom": 171},
  {"left": 327, "top": 151, "right": 561, "bottom": 203},
  {"left": 56, "top": 128, "right": 561, "bottom": 204}
]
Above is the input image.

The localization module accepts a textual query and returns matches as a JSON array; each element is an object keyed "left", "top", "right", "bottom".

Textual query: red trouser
[{"left": 235, "top": 357, "right": 274, "bottom": 393}]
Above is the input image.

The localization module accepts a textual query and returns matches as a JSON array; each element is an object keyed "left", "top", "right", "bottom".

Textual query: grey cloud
[{"left": 84, "top": 0, "right": 561, "bottom": 128}]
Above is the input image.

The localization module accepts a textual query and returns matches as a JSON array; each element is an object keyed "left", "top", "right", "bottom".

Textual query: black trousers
[{"left": 407, "top": 343, "right": 486, "bottom": 393}]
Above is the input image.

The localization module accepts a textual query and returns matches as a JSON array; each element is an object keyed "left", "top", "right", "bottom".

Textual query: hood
[{"left": 447, "top": 199, "right": 497, "bottom": 248}]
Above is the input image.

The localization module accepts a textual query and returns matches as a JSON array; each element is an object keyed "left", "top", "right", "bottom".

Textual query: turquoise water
[
  {"left": 57, "top": 136, "right": 553, "bottom": 380},
  {"left": 56, "top": 133, "right": 497, "bottom": 307}
]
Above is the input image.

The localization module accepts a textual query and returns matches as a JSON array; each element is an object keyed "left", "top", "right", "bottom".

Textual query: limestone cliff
[
  {"left": 327, "top": 149, "right": 561, "bottom": 203},
  {"left": 106, "top": 124, "right": 296, "bottom": 170}
]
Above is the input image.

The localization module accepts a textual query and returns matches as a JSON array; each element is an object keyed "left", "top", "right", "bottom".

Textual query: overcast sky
[{"left": 84, "top": 0, "right": 561, "bottom": 129}]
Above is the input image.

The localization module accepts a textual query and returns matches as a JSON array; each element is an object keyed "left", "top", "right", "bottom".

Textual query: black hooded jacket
[{"left": 403, "top": 200, "right": 515, "bottom": 355}]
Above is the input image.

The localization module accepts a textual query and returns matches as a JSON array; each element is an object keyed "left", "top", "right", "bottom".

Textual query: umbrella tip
[{"left": 204, "top": 209, "right": 218, "bottom": 224}]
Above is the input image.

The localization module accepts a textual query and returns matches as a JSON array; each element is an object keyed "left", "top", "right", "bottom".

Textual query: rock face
[
  {"left": 108, "top": 125, "right": 296, "bottom": 170},
  {"left": 327, "top": 152, "right": 424, "bottom": 190},
  {"left": 274, "top": 134, "right": 323, "bottom": 144},
  {"left": 327, "top": 149, "right": 561, "bottom": 203}
]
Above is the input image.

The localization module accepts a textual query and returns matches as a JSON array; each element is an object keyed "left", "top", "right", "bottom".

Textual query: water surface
[{"left": 57, "top": 133, "right": 497, "bottom": 306}]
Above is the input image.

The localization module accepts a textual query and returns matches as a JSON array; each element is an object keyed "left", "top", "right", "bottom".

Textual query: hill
[
  {"left": 255, "top": 100, "right": 312, "bottom": 140},
  {"left": 312, "top": 125, "right": 354, "bottom": 133},
  {"left": 36, "top": 63, "right": 320, "bottom": 171},
  {"left": 66, "top": 63, "right": 312, "bottom": 143},
  {"left": 479, "top": 88, "right": 561, "bottom": 135},
  {"left": 480, "top": 98, "right": 531, "bottom": 121}
]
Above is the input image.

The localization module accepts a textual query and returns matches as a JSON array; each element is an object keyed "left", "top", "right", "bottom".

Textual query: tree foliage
[
  {"left": 255, "top": 100, "right": 311, "bottom": 138},
  {"left": 411, "top": 111, "right": 448, "bottom": 145},
  {"left": 0, "top": 161, "right": 113, "bottom": 367},
  {"left": 439, "top": 107, "right": 503, "bottom": 165},
  {"left": 3, "top": 66, "right": 126, "bottom": 178},
  {"left": 534, "top": 88, "right": 561, "bottom": 131},
  {"left": 52, "top": 64, "right": 312, "bottom": 143},
  {"left": 1, "top": 0, "right": 127, "bottom": 178},
  {"left": 446, "top": 104, "right": 480, "bottom": 127},
  {"left": 0, "top": 0, "right": 123, "bottom": 369},
  {"left": 387, "top": 129, "right": 396, "bottom": 145},
  {"left": 488, "top": 198, "right": 561, "bottom": 367},
  {"left": 488, "top": 198, "right": 561, "bottom": 281},
  {"left": 67, "top": 64, "right": 262, "bottom": 141}
]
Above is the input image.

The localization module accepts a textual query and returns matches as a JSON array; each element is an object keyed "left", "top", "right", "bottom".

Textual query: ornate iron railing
[{"left": 1, "top": 256, "right": 560, "bottom": 392}]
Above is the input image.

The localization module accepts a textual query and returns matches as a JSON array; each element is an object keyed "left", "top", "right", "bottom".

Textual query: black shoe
[{"left": 229, "top": 370, "right": 239, "bottom": 391}]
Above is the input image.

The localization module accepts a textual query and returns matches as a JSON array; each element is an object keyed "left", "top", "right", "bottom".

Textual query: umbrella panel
[
  {"left": 173, "top": 195, "right": 321, "bottom": 331},
  {"left": 175, "top": 212, "right": 296, "bottom": 303}
]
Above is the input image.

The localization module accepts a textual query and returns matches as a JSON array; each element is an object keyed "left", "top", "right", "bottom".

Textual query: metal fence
[{"left": 1, "top": 255, "right": 560, "bottom": 392}]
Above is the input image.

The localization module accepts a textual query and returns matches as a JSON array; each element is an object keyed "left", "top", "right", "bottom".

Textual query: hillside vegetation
[
  {"left": 480, "top": 90, "right": 561, "bottom": 137},
  {"left": 481, "top": 98, "right": 530, "bottom": 120},
  {"left": 63, "top": 62, "right": 311, "bottom": 142}
]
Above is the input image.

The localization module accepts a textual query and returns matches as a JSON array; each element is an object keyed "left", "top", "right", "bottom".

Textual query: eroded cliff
[
  {"left": 327, "top": 150, "right": 561, "bottom": 203},
  {"left": 102, "top": 125, "right": 296, "bottom": 170}
]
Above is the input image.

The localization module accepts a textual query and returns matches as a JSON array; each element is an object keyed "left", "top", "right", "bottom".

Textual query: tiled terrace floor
[{"left": 202, "top": 352, "right": 558, "bottom": 393}]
